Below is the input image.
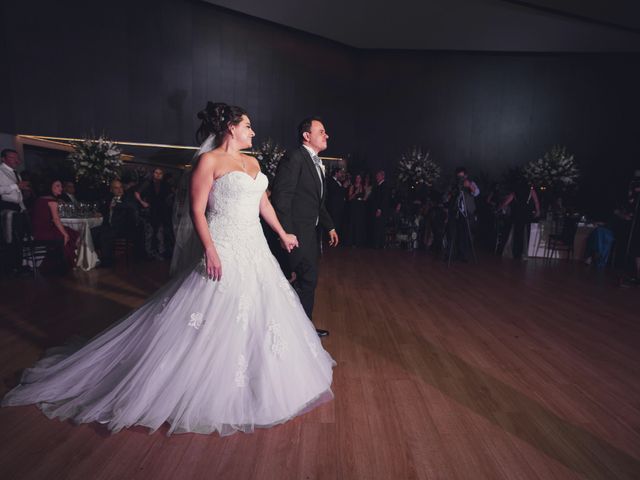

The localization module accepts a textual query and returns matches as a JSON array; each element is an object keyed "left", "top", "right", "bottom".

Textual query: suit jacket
[
  {"left": 100, "top": 193, "right": 136, "bottom": 232},
  {"left": 60, "top": 192, "right": 80, "bottom": 207},
  {"left": 271, "top": 146, "right": 334, "bottom": 234}
]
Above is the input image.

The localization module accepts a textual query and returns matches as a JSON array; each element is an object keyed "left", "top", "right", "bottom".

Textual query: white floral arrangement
[
  {"left": 255, "top": 138, "right": 285, "bottom": 182},
  {"left": 68, "top": 136, "right": 122, "bottom": 186},
  {"left": 523, "top": 145, "right": 579, "bottom": 192},
  {"left": 397, "top": 146, "right": 440, "bottom": 187}
]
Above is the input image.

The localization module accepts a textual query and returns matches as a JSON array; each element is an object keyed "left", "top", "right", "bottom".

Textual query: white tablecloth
[
  {"left": 526, "top": 222, "right": 595, "bottom": 259},
  {"left": 502, "top": 222, "right": 596, "bottom": 260},
  {"left": 61, "top": 217, "right": 103, "bottom": 271}
]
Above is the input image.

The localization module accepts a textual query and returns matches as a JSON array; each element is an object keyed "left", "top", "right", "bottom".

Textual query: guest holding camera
[{"left": 445, "top": 167, "right": 480, "bottom": 262}]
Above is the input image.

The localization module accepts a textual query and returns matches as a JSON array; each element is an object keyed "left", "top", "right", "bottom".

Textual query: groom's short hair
[{"left": 297, "top": 116, "right": 323, "bottom": 144}]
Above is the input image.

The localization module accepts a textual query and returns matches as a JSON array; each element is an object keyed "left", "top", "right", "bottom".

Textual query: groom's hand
[{"left": 328, "top": 229, "right": 339, "bottom": 247}]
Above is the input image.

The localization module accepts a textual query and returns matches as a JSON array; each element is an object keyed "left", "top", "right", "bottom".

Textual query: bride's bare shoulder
[{"left": 198, "top": 150, "right": 222, "bottom": 163}]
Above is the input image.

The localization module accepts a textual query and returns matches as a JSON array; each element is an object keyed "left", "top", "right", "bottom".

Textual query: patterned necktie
[{"left": 312, "top": 155, "right": 324, "bottom": 196}]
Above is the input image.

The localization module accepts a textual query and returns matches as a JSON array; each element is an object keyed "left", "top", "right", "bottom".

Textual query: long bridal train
[{"left": 2, "top": 171, "right": 336, "bottom": 436}]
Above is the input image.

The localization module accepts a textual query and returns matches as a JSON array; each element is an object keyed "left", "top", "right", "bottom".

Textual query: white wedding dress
[{"left": 2, "top": 171, "right": 336, "bottom": 436}]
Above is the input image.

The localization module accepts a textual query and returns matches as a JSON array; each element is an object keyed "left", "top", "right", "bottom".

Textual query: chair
[
  {"left": 23, "top": 237, "right": 66, "bottom": 276},
  {"left": 544, "top": 216, "right": 578, "bottom": 261},
  {"left": 113, "top": 235, "right": 134, "bottom": 266}
]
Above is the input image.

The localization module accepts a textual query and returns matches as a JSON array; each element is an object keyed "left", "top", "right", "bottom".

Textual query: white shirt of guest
[{"left": 0, "top": 162, "right": 25, "bottom": 210}]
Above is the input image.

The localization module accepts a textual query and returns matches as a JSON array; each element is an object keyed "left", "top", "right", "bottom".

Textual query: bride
[{"left": 2, "top": 102, "right": 336, "bottom": 436}]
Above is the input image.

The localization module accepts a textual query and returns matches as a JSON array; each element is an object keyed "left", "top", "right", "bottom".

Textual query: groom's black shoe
[{"left": 316, "top": 328, "right": 329, "bottom": 337}]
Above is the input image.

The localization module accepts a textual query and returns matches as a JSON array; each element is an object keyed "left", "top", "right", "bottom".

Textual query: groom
[{"left": 271, "top": 117, "right": 339, "bottom": 337}]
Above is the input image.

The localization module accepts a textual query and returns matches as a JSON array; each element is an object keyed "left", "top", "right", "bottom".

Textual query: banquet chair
[
  {"left": 544, "top": 216, "right": 578, "bottom": 261},
  {"left": 113, "top": 235, "right": 134, "bottom": 266}
]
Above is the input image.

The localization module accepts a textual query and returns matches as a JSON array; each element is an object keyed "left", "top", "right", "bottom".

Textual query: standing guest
[
  {"left": 271, "top": 117, "right": 339, "bottom": 337},
  {"left": 0, "top": 149, "right": 31, "bottom": 274},
  {"left": 499, "top": 178, "right": 541, "bottom": 260},
  {"left": 0, "top": 149, "right": 28, "bottom": 212},
  {"left": 31, "top": 179, "right": 79, "bottom": 272},
  {"left": 347, "top": 173, "right": 367, "bottom": 247},
  {"left": 370, "top": 170, "right": 391, "bottom": 249},
  {"left": 137, "top": 168, "right": 172, "bottom": 259},
  {"left": 326, "top": 168, "right": 347, "bottom": 239},
  {"left": 363, "top": 173, "right": 373, "bottom": 201},
  {"left": 121, "top": 175, "right": 148, "bottom": 260},
  {"left": 445, "top": 166, "right": 480, "bottom": 262},
  {"left": 619, "top": 170, "right": 640, "bottom": 286}
]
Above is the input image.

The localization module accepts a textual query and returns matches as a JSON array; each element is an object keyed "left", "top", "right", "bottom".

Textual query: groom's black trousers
[
  {"left": 288, "top": 224, "right": 320, "bottom": 321},
  {"left": 265, "top": 220, "right": 321, "bottom": 322}
]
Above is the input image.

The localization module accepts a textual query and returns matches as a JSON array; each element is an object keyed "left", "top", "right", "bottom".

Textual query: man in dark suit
[
  {"left": 326, "top": 168, "right": 347, "bottom": 238},
  {"left": 370, "top": 169, "right": 391, "bottom": 248},
  {"left": 59, "top": 180, "right": 80, "bottom": 207},
  {"left": 92, "top": 179, "right": 140, "bottom": 267},
  {"left": 271, "top": 117, "right": 339, "bottom": 337}
]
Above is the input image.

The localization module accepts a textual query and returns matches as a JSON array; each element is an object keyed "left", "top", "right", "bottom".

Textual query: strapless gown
[{"left": 2, "top": 171, "right": 336, "bottom": 436}]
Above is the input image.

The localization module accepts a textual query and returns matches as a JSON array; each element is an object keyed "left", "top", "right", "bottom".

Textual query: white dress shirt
[{"left": 0, "top": 162, "right": 25, "bottom": 210}]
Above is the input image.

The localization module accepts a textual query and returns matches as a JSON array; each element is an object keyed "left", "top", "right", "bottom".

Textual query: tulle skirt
[{"left": 2, "top": 228, "right": 336, "bottom": 436}]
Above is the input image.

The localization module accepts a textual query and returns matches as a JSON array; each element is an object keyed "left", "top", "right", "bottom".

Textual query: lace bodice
[{"left": 206, "top": 171, "right": 268, "bottom": 238}]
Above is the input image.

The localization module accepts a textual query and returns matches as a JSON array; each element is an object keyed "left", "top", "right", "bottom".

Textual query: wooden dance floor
[{"left": 1, "top": 249, "right": 639, "bottom": 479}]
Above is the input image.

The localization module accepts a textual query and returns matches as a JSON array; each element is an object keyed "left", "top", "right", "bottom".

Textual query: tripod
[{"left": 447, "top": 187, "right": 477, "bottom": 266}]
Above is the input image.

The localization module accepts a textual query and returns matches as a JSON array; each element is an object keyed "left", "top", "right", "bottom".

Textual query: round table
[{"left": 61, "top": 216, "right": 103, "bottom": 271}]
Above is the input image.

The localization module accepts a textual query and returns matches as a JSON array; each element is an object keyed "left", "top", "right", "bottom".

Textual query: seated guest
[
  {"left": 92, "top": 179, "right": 140, "bottom": 267},
  {"left": 31, "top": 179, "right": 80, "bottom": 272},
  {"left": 0, "top": 149, "right": 31, "bottom": 274},
  {"left": 60, "top": 180, "right": 80, "bottom": 207}
]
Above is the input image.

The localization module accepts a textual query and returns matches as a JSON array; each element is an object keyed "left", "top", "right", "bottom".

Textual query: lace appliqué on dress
[
  {"left": 235, "top": 354, "right": 248, "bottom": 387},
  {"left": 188, "top": 312, "right": 204, "bottom": 330},
  {"left": 279, "top": 277, "right": 297, "bottom": 304},
  {"left": 236, "top": 294, "right": 250, "bottom": 331},
  {"left": 267, "top": 320, "right": 287, "bottom": 357}
]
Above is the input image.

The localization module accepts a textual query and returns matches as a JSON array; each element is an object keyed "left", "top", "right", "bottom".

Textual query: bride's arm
[
  {"left": 190, "top": 153, "right": 222, "bottom": 279},
  {"left": 259, "top": 192, "right": 298, "bottom": 252}
]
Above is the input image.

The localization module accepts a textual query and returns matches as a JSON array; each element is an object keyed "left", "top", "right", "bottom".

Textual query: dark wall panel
[
  {"left": 3, "top": 1, "right": 638, "bottom": 215},
  {"left": 4, "top": 0, "right": 357, "bottom": 155},
  {"left": 356, "top": 51, "right": 640, "bottom": 213}
]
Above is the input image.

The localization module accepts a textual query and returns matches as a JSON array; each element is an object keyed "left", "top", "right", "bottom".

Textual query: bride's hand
[
  {"left": 279, "top": 233, "right": 299, "bottom": 253},
  {"left": 205, "top": 246, "right": 222, "bottom": 280}
]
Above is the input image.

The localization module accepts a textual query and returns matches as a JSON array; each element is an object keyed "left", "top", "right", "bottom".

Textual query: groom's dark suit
[{"left": 271, "top": 145, "right": 334, "bottom": 321}]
